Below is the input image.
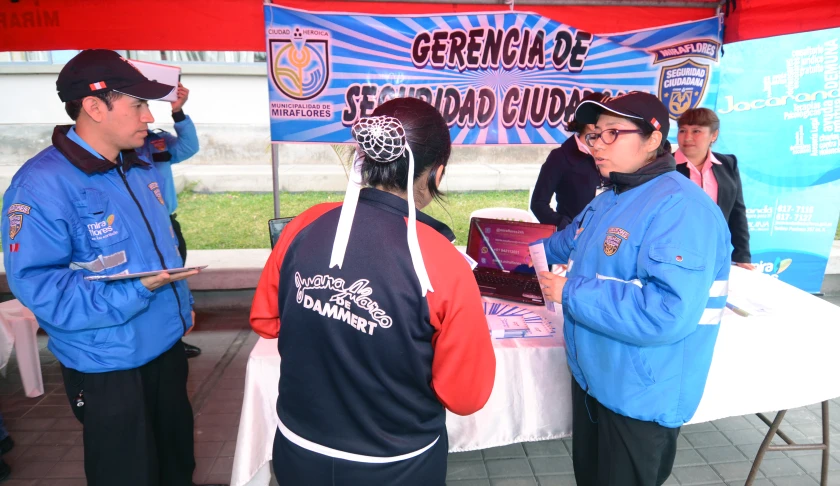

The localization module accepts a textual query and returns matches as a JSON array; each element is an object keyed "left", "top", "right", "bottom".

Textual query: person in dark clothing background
[
  {"left": 0, "top": 412, "right": 12, "bottom": 482},
  {"left": 531, "top": 92, "right": 609, "bottom": 231},
  {"left": 136, "top": 81, "right": 204, "bottom": 358}
]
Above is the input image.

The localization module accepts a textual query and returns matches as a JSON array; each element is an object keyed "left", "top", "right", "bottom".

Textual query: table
[
  {"left": 231, "top": 297, "right": 569, "bottom": 486},
  {"left": 230, "top": 267, "right": 840, "bottom": 486}
]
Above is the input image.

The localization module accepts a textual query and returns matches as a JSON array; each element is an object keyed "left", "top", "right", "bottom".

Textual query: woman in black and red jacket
[
  {"left": 531, "top": 92, "right": 609, "bottom": 231},
  {"left": 250, "top": 97, "right": 496, "bottom": 485}
]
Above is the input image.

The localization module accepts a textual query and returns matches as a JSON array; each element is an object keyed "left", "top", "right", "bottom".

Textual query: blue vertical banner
[
  {"left": 263, "top": 4, "right": 721, "bottom": 145},
  {"left": 716, "top": 28, "right": 840, "bottom": 293}
]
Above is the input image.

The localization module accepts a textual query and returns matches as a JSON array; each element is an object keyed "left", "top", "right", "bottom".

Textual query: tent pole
[{"left": 271, "top": 143, "right": 281, "bottom": 219}]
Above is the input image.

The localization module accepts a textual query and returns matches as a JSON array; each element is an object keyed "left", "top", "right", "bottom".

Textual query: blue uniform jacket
[
  {"left": 137, "top": 113, "right": 199, "bottom": 214},
  {"left": 2, "top": 126, "right": 193, "bottom": 373},
  {"left": 542, "top": 162, "right": 731, "bottom": 427}
]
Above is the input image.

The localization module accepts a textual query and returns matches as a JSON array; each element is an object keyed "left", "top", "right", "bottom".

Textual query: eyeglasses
[{"left": 584, "top": 129, "right": 644, "bottom": 148}]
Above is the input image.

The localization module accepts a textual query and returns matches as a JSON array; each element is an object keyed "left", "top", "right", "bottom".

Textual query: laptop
[
  {"left": 268, "top": 216, "right": 295, "bottom": 248},
  {"left": 465, "top": 217, "right": 557, "bottom": 305}
]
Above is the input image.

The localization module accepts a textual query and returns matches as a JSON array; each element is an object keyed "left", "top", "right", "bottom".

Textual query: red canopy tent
[{"left": 1, "top": 0, "right": 838, "bottom": 53}]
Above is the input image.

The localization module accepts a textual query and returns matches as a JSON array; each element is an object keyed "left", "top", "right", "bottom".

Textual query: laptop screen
[
  {"left": 268, "top": 217, "right": 294, "bottom": 248},
  {"left": 466, "top": 218, "right": 556, "bottom": 274}
]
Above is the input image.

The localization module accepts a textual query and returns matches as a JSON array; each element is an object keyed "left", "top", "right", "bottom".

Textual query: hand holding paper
[{"left": 529, "top": 242, "right": 563, "bottom": 311}]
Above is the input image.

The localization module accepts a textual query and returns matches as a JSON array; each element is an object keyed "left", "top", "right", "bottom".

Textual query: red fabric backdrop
[{"left": 0, "top": 0, "right": 837, "bottom": 52}]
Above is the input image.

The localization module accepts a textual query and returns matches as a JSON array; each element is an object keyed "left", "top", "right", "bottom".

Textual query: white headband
[{"left": 329, "top": 116, "right": 433, "bottom": 296}]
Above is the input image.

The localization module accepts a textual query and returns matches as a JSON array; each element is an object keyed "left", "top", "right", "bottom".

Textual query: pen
[
  {"left": 475, "top": 222, "right": 505, "bottom": 270},
  {"left": 725, "top": 302, "right": 750, "bottom": 317}
]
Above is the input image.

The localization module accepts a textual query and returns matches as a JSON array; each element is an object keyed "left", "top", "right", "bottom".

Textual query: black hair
[
  {"left": 361, "top": 97, "right": 451, "bottom": 201},
  {"left": 628, "top": 118, "right": 669, "bottom": 158},
  {"left": 64, "top": 91, "right": 122, "bottom": 121},
  {"left": 566, "top": 92, "right": 607, "bottom": 134}
]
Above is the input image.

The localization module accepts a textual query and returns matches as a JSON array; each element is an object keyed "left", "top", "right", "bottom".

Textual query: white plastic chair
[
  {"left": 0, "top": 299, "right": 44, "bottom": 397},
  {"left": 470, "top": 207, "right": 538, "bottom": 223}
]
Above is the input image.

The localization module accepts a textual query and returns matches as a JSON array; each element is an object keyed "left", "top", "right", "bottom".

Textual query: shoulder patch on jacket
[
  {"left": 7, "top": 203, "right": 32, "bottom": 215},
  {"left": 8, "top": 213, "right": 23, "bottom": 240},
  {"left": 150, "top": 138, "right": 167, "bottom": 152},
  {"left": 148, "top": 182, "right": 165, "bottom": 206}
]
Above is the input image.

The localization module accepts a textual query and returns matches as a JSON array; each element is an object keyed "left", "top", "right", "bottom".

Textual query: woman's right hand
[
  {"left": 551, "top": 264, "right": 568, "bottom": 276},
  {"left": 538, "top": 271, "right": 568, "bottom": 304}
]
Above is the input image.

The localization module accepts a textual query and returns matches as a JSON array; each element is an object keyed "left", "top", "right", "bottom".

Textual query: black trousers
[
  {"left": 170, "top": 213, "right": 187, "bottom": 264},
  {"left": 272, "top": 427, "right": 448, "bottom": 486},
  {"left": 61, "top": 341, "right": 195, "bottom": 486},
  {"left": 572, "top": 378, "right": 679, "bottom": 486}
]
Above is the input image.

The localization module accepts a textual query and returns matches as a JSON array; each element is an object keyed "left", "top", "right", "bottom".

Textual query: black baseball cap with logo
[
  {"left": 57, "top": 49, "right": 174, "bottom": 102},
  {"left": 574, "top": 91, "right": 670, "bottom": 143}
]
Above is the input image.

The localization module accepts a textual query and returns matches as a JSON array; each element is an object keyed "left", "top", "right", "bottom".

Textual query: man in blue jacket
[
  {"left": 2, "top": 50, "right": 217, "bottom": 486},
  {"left": 136, "top": 81, "right": 203, "bottom": 358}
]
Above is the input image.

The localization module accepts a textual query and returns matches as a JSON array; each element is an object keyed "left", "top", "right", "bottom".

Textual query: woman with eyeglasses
[
  {"left": 531, "top": 92, "right": 609, "bottom": 230},
  {"left": 535, "top": 92, "right": 732, "bottom": 486},
  {"left": 675, "top": 108, "right": 753, "bottom": 269}
]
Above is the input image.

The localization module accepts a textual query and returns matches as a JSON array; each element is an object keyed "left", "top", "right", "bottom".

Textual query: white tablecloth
[
  {"left": 688, "top": 267, "right": 840, "bottom": 423},
  {"left": 230, "top": 297, "right": 568, "bottom": 486},
  {"left": 230, "top": 267, "right": 840, "bottom": 486}
]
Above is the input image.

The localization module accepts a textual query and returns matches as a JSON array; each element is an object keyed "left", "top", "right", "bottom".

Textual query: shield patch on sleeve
[{"left": 8, "top": 213, "right": 22, "bottom": 240}]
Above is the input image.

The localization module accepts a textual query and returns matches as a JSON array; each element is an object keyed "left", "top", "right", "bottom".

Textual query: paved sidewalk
[{"left": 0, "top": 302, "right": 839, "bottom": 485}]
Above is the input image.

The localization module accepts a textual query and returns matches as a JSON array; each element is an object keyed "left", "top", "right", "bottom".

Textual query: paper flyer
[
  {"left": 528, "top": 242, "right": 556, "bottom": 312},
  {"left": 486, "top": 315, "right": 528, "bottom": 339}
]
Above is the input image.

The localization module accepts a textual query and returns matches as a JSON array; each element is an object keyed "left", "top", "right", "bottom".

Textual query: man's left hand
[
  {"left": 171, "top": 83, "right": 189, "bottom": 113},
  {"left": 538, "top": 271, "right": 567, "bottom": 304},
  {"left": 734, "top": 262, "right": 755, "bottom": 270}
]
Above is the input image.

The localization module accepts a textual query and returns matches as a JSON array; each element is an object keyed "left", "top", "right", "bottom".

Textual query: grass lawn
[{"left": 178, "top": 190, "right": 531, "bottom": 249}]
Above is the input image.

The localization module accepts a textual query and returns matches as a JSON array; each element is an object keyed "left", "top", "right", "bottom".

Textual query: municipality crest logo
[
  {"left": 658, "top": 60, "right": 709, "bottom": 118},
  {"left": 269, "top": 27, "right": 330, "bottom": 101}
]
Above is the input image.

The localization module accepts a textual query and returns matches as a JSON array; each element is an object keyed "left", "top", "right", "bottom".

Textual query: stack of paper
[{"left": 487, "top": 315, "right": 529, "bottom": 339}]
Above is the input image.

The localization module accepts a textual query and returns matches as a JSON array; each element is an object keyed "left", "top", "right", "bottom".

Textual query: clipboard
[{"left": 84, "top": 265, "right": 207, "bottom": 281}]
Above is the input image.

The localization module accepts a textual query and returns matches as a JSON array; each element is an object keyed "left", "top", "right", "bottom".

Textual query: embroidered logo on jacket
[
  {"left": 603, "top": 227, "right": 630, "bottom": 257},
  {"left": 87, "top": 214, "right": 119, "bottom": 241},
  {"left": 7, "top": 204, "right": 31, "bottom": 215},
  {"left": 295, "top": 272, "right": 392, "bottom": 335},
  {"left": 150, "top": 139, "right": 167, "bottom": 152},
  {"left": 603, "top": 235, "right": 622, "bottom": 256},
  {"left": 8, "top": 214, "right": 23, "bottom": 240},
  {"left": 148, "top": 182, "right": 166, "bottom": 206},
  {"left": 607, "top": 227, "right": 630, "bottom": 240},
  {"left": 7, "top": 203, "right": 31, "bottom": 240}
]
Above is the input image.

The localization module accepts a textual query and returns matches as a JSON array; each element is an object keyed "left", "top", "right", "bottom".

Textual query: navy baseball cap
[
  {"left": 57, "top": 50, "right": 174, "bottom": 102},
  {"left": 574, "top": 91, "right": 670, "bottom": 142}
]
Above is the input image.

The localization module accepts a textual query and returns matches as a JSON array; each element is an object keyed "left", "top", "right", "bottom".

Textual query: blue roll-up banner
[
  {"left": 264, "top": 4, "right": 722, "bottom": 145},
  {"left": 715, "top": 28, "right": 840, "bottom": 293}
]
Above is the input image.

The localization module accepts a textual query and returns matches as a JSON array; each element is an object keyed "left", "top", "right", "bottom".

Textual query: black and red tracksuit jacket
[{"left": 251, "top": 188, "right": 496, "bottom": 457}]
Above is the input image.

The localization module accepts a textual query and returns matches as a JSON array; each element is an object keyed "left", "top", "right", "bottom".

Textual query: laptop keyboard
[{"left": 476, "top": 273, "right": 542, "bottom": 294}]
